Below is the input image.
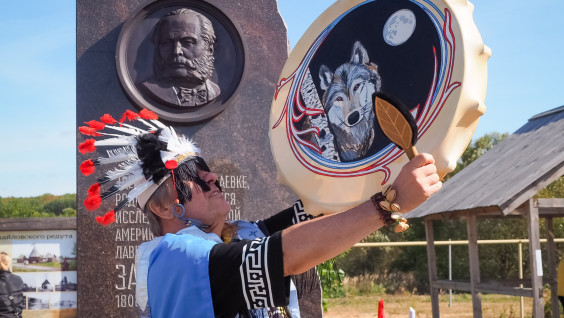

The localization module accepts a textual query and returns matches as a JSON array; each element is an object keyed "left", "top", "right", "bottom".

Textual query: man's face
[
  {"left": 157, "top": 13, "right": 211, "bottom": 83},
  {"left": 183, "top": 169, "right": 230, "bottom": 227}
]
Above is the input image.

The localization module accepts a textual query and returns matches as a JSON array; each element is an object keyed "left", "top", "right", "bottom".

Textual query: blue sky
[{"left": 0, "top": 0, "right": 563, "bottom": 197}]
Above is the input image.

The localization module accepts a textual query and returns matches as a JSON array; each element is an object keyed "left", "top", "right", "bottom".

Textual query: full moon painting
[{"left": 383, "top": 9, "right": 416, "bottom": 46}]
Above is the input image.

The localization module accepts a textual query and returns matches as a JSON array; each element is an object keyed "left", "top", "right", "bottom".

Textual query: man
[
  {"left": 78, "top": 110, "right": 441, "bottom": 317},
  {"left": 137, "top": 156, "right": 438, "bottom": 318},
  {"left": 0, "top": 252, "right": 24, "bottom": 317},
  {"left": 139, "top": 8, "right": 221, "bottom": 107}
]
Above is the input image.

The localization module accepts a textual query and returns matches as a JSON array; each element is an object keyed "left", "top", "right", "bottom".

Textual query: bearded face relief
[
  {"left": 140, "top": 8, "right": 221, "bottom": 107},
  {"left": 319, "top": 41, "right": 382, "bottom": 162}
]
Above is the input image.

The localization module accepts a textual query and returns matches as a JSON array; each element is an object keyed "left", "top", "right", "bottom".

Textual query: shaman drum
[{"left": 270, "top": 0, "right": 490, "bottom": 215}]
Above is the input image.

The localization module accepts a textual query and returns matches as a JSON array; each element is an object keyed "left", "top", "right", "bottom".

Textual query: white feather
[
  {"left": 104, "top": 161, "right": 142, "bottom": 181},
  {"left": 138, "top": 118, "right": 157, "bottom": 131},
  {"left": 120, "top": 122, "right": 149, "bottom": 134},
  {"left": 96, "top": 132, "right": 129, "bottom": 138},
  {"left": 178, "top": 135, "right": 200, "bottom": 155},
  {"left": 94, "top": 136, "right": 137, "bottom": 147},
  {"left": 160, "top": 126, "right": 199, "bottom": 155},
  {"left": 168, "top": 128, "right": 182, "bottom": 152},
  {"left": 98, "top": 146, "right": 138, "bottom": 165},
  {"left": 113, "top": 168, "right": 145, "bottom": 191},
  {"left": 126, "top": 180, "right": 155, "bottom": 202},
  {"left": 158, "top": 127, "right": 173, "bottom": 145},
  {"left": 104, "top": 124, "right": 146, "bottom": 136},
  {"left": 160, "top": 150, "right": 176, "bottom": 164},
  {"left": 151, "top": 119, "right": 167, "bottom": 129}
]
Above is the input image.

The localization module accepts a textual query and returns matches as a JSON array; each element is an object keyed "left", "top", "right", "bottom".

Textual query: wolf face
[{"left": 319, "top": 41, "right": 382, "bottom": 162}]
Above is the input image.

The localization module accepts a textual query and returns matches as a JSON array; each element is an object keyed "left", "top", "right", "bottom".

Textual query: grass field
[{"left": 323, "top": 293, "right": 549, "bottom": 318}]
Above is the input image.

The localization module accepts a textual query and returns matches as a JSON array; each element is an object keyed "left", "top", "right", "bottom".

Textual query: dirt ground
[{"left": 324, "top": 294, "right": 537, "bottom": 318}]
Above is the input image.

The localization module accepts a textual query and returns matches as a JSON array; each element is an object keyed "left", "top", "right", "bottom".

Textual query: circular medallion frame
[{"left": 116, "top": 0, "right": 245, "bottom": 124}]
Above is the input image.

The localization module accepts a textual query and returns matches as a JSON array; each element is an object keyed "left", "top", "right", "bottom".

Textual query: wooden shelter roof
[{"left": 408, "top": 105, "right": 564, "bottom": 219}]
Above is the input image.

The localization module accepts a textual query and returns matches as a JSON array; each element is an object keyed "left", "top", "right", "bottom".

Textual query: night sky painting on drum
[{"left": 299, "top": 0, "right": 442, "bottom": 163}]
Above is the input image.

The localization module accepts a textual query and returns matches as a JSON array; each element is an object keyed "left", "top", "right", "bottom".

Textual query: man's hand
[
  {"left": 282, "top": 153, "right": 442, "bottom": 275},
  {"left": 391, "top": 153, "right": 442, "bottom": 212}
]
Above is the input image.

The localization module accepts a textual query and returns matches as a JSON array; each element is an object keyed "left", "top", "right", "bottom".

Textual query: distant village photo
[
  {"left": 13, "top": 244, "right": 77, "bottom": 272},
  {"left": 0, "top": 230, "right": 78, "bottom": 311},
  {"left": 8, "top": 232, "right": 77, "bottom": 272}
]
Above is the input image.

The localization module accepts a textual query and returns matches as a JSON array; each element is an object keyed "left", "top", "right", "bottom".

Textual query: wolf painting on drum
[
  {"left": 274, "top": 0, "right": 444, "bottom": 167},
  {"left": 319, "top": 41, "right": 382, "bottom": 162}
]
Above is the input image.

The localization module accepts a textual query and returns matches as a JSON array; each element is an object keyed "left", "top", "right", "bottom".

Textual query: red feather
[
  {"left": 165, "top": 160, "right": 178, "bottom": 170},
  {"left": 96, "top": 210, "right": 116, "bottom": 226},
  {"left": 120, "top": 110, "right": 139, "bottom": 123},
  {"left": 80, "top": 160, "right": 96, "bottom": 176},
  {"left": 140, "top": 109, "right": 159, "bottom": 120},
  {"left": 79, "top": 126, "right": 102, "bottom": 137},
  {"left": 100, "top": 114, "right": 117, "bottom": 124},
  {"left": 78, "top": 139, "right": 96, "bottom": 154},
  {"left": 85, "top": 120, "right": 105, "bottom": 130},
  {"left": 88, "top": 183, "right": 101, "bottom": 196},
  {"left": 84, "top": 195, "right": 101, "bottom": 211}
]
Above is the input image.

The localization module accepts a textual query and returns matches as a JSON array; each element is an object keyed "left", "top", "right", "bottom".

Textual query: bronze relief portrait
[
  {"left": 116, "top": 1, "right": 245, "bottom": 123},
  {"left": 140, "top": 8, "right": 220, "bottom": 107}
]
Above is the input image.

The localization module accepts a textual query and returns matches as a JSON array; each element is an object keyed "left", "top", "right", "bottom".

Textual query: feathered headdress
[{"left": 78, "top": 109, "right": 200, "bottom": 226}]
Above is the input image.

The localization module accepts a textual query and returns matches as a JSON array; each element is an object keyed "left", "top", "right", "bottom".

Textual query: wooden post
[
  {"left": 466, "top": 212, "right": 482, "bottom": 317},
  {"left": 425, "top": 218, "right": 440, "bottom": 318},
  {"left": 519, "top": 241, "right": 524, "bottom": 318},
  {"left": 546, "top": 217, "right": 559, "bottom": 318},
  {"left": 526, "top": 199, "right": 544, "bottom": 317}
]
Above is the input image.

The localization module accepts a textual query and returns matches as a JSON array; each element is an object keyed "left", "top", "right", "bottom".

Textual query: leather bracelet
[
  {"left": 371, "top": 186, "right": 410, "bottom": 232},
  {"left": 371, "top": 192, "right": 396, "bottom": 226}
]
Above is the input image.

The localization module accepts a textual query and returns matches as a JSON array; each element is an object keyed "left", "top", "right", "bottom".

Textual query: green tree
[
  {"left": 62, "top": 207, "right": 77, "bottom": 217},
  {"left": 0, "top": 197, "right": 46, "bottom": 218},
  {"left": 444, "top": 132, "right": 508, "bottom": 180},
  {"left": 345, "top": 130, "right": 564, "bottom": 295},
  {"left": 319, "top": 254, "right": 347, "bottom": 311},
  {"left": 478, "top": 218, "right": 528, "bottom": 280},
  {"left": 536, "top": 176, "right": 564, "bottom": 199},
  {"left": 389, "top": 133, "right": 510, "bottom": 292},
  {"left": 0, "top": 194, "right": 77, "bottom": 218},
  {"left": 44, "top": 195, "right": 76, "bottom": 215},
  {"left": 343, "top": 133, "right": 512, "bottom": 293},
  {"left": 37, "top": 194, "right": 57, "bottom": 204},
  {"left": 391, "top": 131, "right": 564, "bottom": 292},
  {"left": 336, "top": 231, "right": 392, "bottom": 277}
]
